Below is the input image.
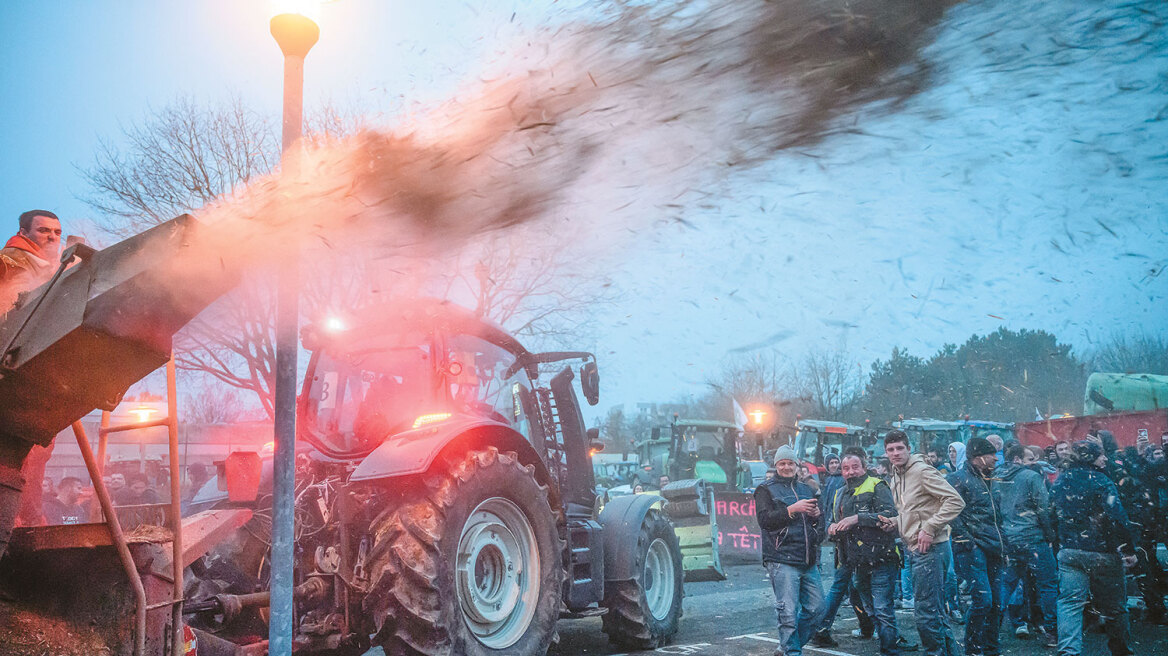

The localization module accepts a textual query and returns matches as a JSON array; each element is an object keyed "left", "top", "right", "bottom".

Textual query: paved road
[{"left": 551, "top": 561, "right": 1168, "bottom": 656}]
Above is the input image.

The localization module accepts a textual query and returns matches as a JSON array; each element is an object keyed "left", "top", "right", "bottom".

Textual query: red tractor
[{"left": 184, "top": 300, "right": 690, "bottom": 655}]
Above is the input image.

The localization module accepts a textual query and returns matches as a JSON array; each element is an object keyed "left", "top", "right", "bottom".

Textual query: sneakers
[
  {"left": 1015, "top": 624, "right": 1031, "bottom": 638},
  {"left": 810, "top": 631, "right": 839, "bottom": 647},
  {"left": 1037, "top": 629, "right": 1058, "bottom": 648},
  {"left": 851, "top": 628, "right": 874, "bottom": 639},
  {"left": 897, "top": 636, "right": 920, "bottom": 652}
]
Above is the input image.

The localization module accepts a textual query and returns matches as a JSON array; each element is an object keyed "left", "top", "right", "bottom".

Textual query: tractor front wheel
[
  {"left": 365, "top": 447, "right": 563, "bottom": 656},
  {"left": 601, "top": 509, "right": 684, "bottom": 649}
]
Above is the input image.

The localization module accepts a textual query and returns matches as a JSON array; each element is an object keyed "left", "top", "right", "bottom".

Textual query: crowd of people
[
  {"left": 37, "top": 462, "right": 212, "bottom": 526},
  {"left": 755, "top": 428, "right": 1168, "bottom": 656}
]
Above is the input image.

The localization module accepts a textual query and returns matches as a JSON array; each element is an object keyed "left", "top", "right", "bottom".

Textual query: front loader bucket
[
  {"left": 660, "top": 479, "right": 726, "bottom": 582},
  {"left": 0, "top": 215, "right": 237, "bottom": 447}
]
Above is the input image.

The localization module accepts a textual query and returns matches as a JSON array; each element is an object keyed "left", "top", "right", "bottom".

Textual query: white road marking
[
  {"left": 728, "top": 632, "right": 860, "bottom": 656},
  {"left": 653, "top": 644, "right": 713, "bottom": 654}
]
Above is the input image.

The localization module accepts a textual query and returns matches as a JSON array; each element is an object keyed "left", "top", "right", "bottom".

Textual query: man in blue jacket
[
  {"left": 946, "top": 437, "right": 1005, "bottom": 656},
  {"left": 1053, "top": 440, "right": 1137, "bottom": 656},
  {"left": 998, "top": 443, "right": 1057, "bottom": 647},
  {"left": 756, "top": 444, "right": 825, "bottom": 656}
]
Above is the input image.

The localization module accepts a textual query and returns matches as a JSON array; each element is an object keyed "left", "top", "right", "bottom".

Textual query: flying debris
[{"left": 728, "top": 330, "right": 796, "bottom": 353}]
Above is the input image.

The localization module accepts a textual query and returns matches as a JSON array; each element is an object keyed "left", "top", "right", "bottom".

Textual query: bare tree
[
  {"left": 789, "top": 346, "right": 865, "bottom": 420},
  {"left": 80, "top": 96, "right": 279, "bottom": 237},
  {"left": 434, "top": 229, "right": 618, "bottom": 348},
  {"left": 183, "top": 387, "right": 245, "bottom": 425},
  {"left": 1090, "top": 332, "right": 1168, "bottom": 376}
]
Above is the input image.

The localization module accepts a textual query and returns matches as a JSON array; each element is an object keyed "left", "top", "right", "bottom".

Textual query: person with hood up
[
  {"left": 1052, "top": 440, "right": 1138, "bottom": 656},
  {"left": 886, "top": 430, "right": 965, "bottom": 656},
  {"left": 948, "top": 442, "right": 966, "bottom": 475},
  {"left": 755, "top": 444, "right": 825, "bottom": 656},
  {"left": 997, "top": 443, "right": 1058, "bottom": 647},
  {"left": 820, "top": 454, "right": 846, "bottom": 516},
  {"left": 946, "top": 437, "right": 1005, "bottom": 656}
]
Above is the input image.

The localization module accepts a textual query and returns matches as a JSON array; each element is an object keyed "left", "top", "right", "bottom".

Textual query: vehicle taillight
[{"left": 413, "top": 412, "right": 452, "bottom": 429}]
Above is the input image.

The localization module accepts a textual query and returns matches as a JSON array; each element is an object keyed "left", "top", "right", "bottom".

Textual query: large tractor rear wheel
[
  {"left": 366, "top": 447, "right": 563, "bottom": 656},
  {"left": 601, "top": 509, "right": 684, "bottom": 649}
]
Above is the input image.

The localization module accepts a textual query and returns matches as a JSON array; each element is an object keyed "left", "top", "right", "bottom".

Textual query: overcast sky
[{"left": 2, "top": 1, "right": 1164, "bottom": 423}]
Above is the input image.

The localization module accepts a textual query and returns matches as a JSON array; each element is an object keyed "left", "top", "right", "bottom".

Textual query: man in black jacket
[
  {"left": 829, "top": 451, "right": 904, "bottom": 655},
  {"left": 946, "top": 437, "right": 1005, "bottom": 656},
  {"left": 756, "top": 444, "right": 825, "bottom": 656}
]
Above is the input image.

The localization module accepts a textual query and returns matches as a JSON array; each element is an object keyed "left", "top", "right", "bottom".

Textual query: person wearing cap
[
  {"left": 1052, "top": 440, "right": 1138, "bottom": 656},
  {"left": 885, "top": 429, "right": 964, "bottom": 656},
  {"left": 755, "top": 444, "right": 825, "bottom": 656},
  {"left": 946, "top": 437, "right": 1005, "bottom": 656}
]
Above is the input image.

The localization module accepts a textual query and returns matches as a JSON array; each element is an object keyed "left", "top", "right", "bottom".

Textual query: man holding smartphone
[{"left": 755, "top": 445, "right": 825, "bottom": 656}]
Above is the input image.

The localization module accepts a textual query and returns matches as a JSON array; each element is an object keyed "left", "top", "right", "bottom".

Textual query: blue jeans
[
  {"left": 856, "top": 561, "right": 902, "bottom": 656},
  {"left": 909, "top": 540, "right": 960, "bottom": 656},
  {"left": 767, "top": 561, "right": 825, "bottom": 656},
  {"left": 963, "top": 545, "right": 1004, "bottom": 656},
  {"left": 901, "top": 554, "right": 915, "bottom": 601},
  {"left": 1001, "top": 542, "right": 1057, "bottom": 634},
  {"left": 1056, "top": 549, "right": 1130, "bottom": 656},
  {"left": 814, "top": 558, "right": 874, "bottom": 635}
]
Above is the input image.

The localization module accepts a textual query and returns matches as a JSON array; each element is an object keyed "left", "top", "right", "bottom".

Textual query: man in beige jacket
[{"left": 885, "top": 429, "right": 964, "bottom": 656}]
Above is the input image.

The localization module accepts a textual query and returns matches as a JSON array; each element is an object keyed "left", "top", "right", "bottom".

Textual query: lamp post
[{"left": 269, "top": 10, "right": 318, "bottom": 655}]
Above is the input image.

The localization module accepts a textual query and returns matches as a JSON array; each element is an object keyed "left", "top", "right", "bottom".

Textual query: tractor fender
[
  {"left": 350, "top": 416, "right": 532, "bottom": 482},
  {"left": 598, "top": 492, "right": 667, "bottom": 582}
]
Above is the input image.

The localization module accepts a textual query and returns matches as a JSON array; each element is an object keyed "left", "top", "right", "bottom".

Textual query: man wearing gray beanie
[{"left": 755, "top": 444, "right": 825, "bottom": 656}]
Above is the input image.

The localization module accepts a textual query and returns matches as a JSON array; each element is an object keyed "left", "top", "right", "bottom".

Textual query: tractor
[
  {"left": 185, "top": 300, "right": 696, "bottom": 654},
  {"left": 0, "top": 215, "right": 698, "bottom": 655}
]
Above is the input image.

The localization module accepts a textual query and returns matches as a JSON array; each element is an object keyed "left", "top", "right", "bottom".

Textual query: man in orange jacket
[{"left": 0, "top": 210, "right": 64, "bottom": 558}]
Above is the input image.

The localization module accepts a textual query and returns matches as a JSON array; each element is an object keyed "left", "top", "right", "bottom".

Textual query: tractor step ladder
[{"left": 77, "top": 355, "right": 186, "bottom": 656}]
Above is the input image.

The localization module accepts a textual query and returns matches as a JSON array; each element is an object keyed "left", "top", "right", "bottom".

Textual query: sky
[{"left": 2, "top": 1, "right": 1165, "bottom": 424}]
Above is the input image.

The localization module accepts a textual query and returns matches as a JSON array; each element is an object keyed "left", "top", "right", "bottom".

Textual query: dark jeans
[
  {"left": 815, "top": 559, "right": 874, "bottom": 635},
  {"left": 963, "top": 545, "right": 1004, "bottom": 656},
  {"left": 1137, "top": 537, "right": 1166, "bottom": 618},
  {"left": 856, "top": 561, "right": 902, "bottom": 656},
  {"left": 910, "top": 540, "right": 960, "bottom": 656},
  {"left": 1002, "top": 542, "right": 1057, "bottom": 634},
  {"left": 1056, "top": 548, "right": 1131, "bottom": 656}
]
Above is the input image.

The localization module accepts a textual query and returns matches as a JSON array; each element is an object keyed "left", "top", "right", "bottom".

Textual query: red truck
[{"left": 1015, "top": 373, "right": 1168, "bottom": 449}]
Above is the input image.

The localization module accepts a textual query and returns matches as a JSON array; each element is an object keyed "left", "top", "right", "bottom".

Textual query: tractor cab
[
  {"left": 894, "top": 419, "right": 968, "bottom": 455},
  {"left": 668, "top": 419, "right": 740, "bottom": 490},
  {"left": 792, "top": 420, "right": 870, "bottom": 468},
  {"left": 299, "top": 302, "right": 539, "bottom": 458}
]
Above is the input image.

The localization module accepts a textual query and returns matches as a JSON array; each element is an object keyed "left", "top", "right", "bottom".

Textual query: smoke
[{"left": 195, "top": 0, "right": 957, "bottom": 262}]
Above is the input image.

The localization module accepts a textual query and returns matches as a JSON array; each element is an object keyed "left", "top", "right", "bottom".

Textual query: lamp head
[{"left": 270, "top": 13, "right": 319, "bottom": 58}]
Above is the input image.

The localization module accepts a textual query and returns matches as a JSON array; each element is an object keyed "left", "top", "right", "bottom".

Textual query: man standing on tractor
[
  {"left": 0, "top": 209, "right": 64, "bottom": 559},
  {"left": 756, "top": 444, "right": 825, "bottom": 656}
]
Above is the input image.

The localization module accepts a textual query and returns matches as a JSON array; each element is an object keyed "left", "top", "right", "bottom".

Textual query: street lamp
[{"left": 269, "top": 7, "right": 318, "bottom": 655}]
